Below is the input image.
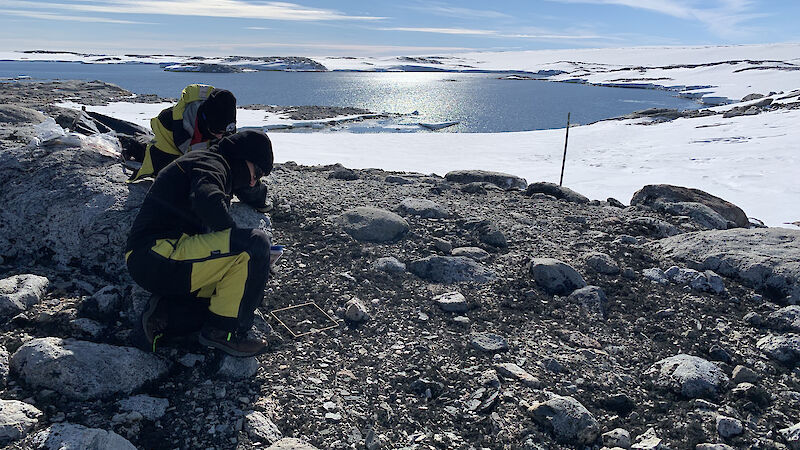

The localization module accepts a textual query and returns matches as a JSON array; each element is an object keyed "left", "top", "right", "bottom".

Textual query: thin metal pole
[{"left": 559, "top": 112, "right": 570, "bottom": 186}]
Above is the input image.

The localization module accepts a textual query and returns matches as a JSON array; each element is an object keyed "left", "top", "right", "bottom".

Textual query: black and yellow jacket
[{"left": 129, "top": 84, "right": 225, "bottom": 182}]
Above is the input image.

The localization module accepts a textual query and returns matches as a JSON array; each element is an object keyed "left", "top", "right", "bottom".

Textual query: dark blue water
[{"left": 0, "top": 61, "right": 703, "bottom": 133}]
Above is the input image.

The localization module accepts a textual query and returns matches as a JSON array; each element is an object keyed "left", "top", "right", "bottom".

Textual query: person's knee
[{"left": 246, "top": 229, "right": 270, "bottom": 261}]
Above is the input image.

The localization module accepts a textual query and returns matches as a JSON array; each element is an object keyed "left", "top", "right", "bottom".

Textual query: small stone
[
  {"left": 731, "top": 365, "right": 758, "bottom": 384},
  {"left": 696, "top": 444, "right": 735, "bottom": 450},
  {"left": 0, "top": 346, "right": 8, "bottom": 386},
  {"left": 178, "top": 353, "right": 205, "bottom": 368},
  {"left": 372, "top": 257, "right": 406, "bottom": 273},
  {"left": 527, "top": 395, "right": 600, "bottom": 445},
  {"left": 622, "top": 268, "right": 636, "bottom": 279},
  {"left": 494, "top": 363, "right": 540, "bottom": 387},
  {"left": 529, "top": 258, "right": 587, "bottom": 295},
  {"left": 397, "top": 198, "right": 449, "bottom": 219},
  {"left": 344, "top": 298, "right": 369, "bottom": 323},
  {"left": 0, "top": 274, "right": 49, "bottom": 319},
  {"left": 716, "top": 415, "right": 743, "bottom": 438},
  {"left": 452, "top": 316, "right": 470, "bottom": 326},
  {"left": 602, "top": 428, "right": 631, "bottom": 449},
  {"left": 0, "top": 399, "right": 42, "bottom": 445},
  {"left": 643, "top": 268, "right": 669, "bottom": 285},
  {"left": 632, "top": 428, "right": 663, "bottom": 450},
  {"left": 744, "top": 312, "right": 763, "bottom": 327},
  {"left": 217, "top": 356, "right": 258, "bottom": 380},
  {"left": 544, "top": 358, "right": 564, "bottom": 373},
  {"left": 118, "top": 395, "right": 169, "bottom": 421},
  {"left": 567, "top": 286, "right": 608, "bottom": 316},
  {"left": 585, "top": 252, "right": 620, "bottom": 275},
  {"left": 432, "top": 238, "right": 452, "bottom": 254},
  {"left": 433, "top": 292, "right": 468, "bottom": 313},
  {"left": 322, "top": 401, "right": 337, "bottom": 411},
  {"left": 778, "top": 422, "right": 800, "bottom": 449},
  {"left": 324, "top": 412, "right": 342, "bottom": 422},
  {"left": 245, "top": 411, "right": 282, "bottom": 444},
  {"left": 478, "top": 369, "right": 500, "bottom": 388},
  {"left": 451, "top": 247, "right": 490, "bottom": 261},
  {"left": 708, "top": 345, "right": 731, "bottom": 363},
  {"left": 470, "top": 333, "right": 509, "bottom": 353},
  {"left": 69, "top": 318, "right": 105, "bottom": 337}
]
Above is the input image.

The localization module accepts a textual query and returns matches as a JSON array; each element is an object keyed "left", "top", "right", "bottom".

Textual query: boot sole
[{"left": 198, "top": 333, "right": 265, "bottom": 358}]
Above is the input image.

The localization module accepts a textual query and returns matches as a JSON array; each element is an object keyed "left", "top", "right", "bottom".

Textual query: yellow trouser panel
[{"left": 149, "top": 229, "right": 250, "bottom": 319}]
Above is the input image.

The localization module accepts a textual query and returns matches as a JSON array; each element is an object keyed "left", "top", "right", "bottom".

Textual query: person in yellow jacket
[{"left": 128, "top": 84, "right": 237, "bottom": 182}]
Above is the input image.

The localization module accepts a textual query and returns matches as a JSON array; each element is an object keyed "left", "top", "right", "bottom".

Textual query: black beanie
[
  {"left": 216, "top": 130, "right": 274, "bottom": 176},
  {"left": 201, "top": 89, "right": 237, "bottom": 134}
]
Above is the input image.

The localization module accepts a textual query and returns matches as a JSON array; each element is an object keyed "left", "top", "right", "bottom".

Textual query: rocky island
[{"left": 0, "top": 82, "right": 798, "bottom": 450}]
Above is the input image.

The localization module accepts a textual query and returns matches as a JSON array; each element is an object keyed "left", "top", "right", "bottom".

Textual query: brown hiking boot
[
  {"left": 135, "top": 294, "right": 169, "bottom": 352},
  {"left": 198, "top": 327, "right": 267, "bottom": 357}
]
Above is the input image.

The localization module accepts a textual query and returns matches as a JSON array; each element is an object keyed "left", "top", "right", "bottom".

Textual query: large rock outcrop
[
  {"left": 11, "top": 337, "right": 169, "bottom": 400},
  {"left": 631, "top": 184, "right": 748, "bottom": 228},
  {"left": 657, "top": 228, "right": 800, "bottom": 302},
  {"left": 0, "top": 136, "right": 271, "bottom": 280},
  {"left": 444, "top": 170, "right": 527, "bottom": 190}
]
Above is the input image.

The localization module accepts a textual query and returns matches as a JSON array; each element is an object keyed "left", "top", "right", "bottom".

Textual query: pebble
[
  {"left": 643, "top": 268, "right": 669, "bottom": 285},
  {"left": 433, "top": 292, "right": 468, "bottom": 313},
  {"left": 432, "top": 238, "right": 452, "bottom": 254},
  {"left": 732, "top": 365, "right": 758, "bottom": 384},
  {"left": 744, "top": 312, "right": 763, "bottom": 327},
  {"left": 494, "top": 363, "right": 540, "bottom": 387},
  {"left": 470, "top": 333, "right": 509, "bottom": 353},
  {"left": 324, "top": 412, "right": 342, "bottom": 422},
  {"left": 344, "top": 298, "right": 369, "bottom": 323},
  {"left": 602, "top": 428, "right": 631, "bottom": 449},
  {"left": 452, "top": 316, "right": 470, "bottom": 326},
  {"left": 716, "top": 415, "right": 743, "bottom": 438},
  {"left": 178, "top": 353, "right": 205, "bottom": 368},
  {"left": 631, "top": 427, "right": 663, "bottom": 450}
]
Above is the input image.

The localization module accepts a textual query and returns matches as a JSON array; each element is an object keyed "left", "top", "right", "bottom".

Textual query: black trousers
[{"left": 127, "top": 228, "right": 270, "bottom": 332}]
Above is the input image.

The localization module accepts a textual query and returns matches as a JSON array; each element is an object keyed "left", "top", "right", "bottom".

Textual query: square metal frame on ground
[{"left": 270, "top": 302, "right": 339, "bottom": 338}]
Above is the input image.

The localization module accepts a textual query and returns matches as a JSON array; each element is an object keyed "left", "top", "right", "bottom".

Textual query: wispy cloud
[
  {"left": 546, "top": 0, "right": 766, "bottom": 38},
  {"left": 246, "top": 27, "right": 270, "bottom": 30},
  {"left": 1, "top": 8, "right": 152, "bottom": 24},
  {"left": 1, "top": 0, "right": 385, "bottom": 21},
  {"left": 410, "top": 5, "right": 511, "bottom": 20},
  {"left": 379, "top": 26, "right": 620, "bottom": 41},
  {"left": 379, "top": 27, "right": 498, "bottom": 36},
  {"left": 181, "top": 40, "right": 476, "bottom": 56}
]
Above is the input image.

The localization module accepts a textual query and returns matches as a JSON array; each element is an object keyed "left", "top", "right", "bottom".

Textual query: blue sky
[{"left": 1, "top": 0, "right": 798, "bottom": 56}]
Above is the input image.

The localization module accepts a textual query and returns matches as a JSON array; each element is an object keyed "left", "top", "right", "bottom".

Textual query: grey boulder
[
  {"left": 470, "top": 333, "right": 509, "bottom": 352},
  {"left": 32, "top": 423, "right": 136, "bottom": 450},
  {"left": 433, "top": 292, "right": 468, "bottom": 313},
  {"left": 630, "top": 184, "right": 748, "bottom": 227},
  {"left": 528, "top": 395, "right": 600, "bottom": 445},
  {"left": 529, "top": 258, "right": 587, "bottom": 295},
  {"left": 654, "top": 201, "right": 729, "bottom": 230},
  {"left": 645, "top": 354, "right": 728, "bottom": 398},
  {"left": 756, "top": 334, "right": 800, "bottom": 364},
  {"left": 409, "top": 256, "right": 495, "bottom": 284},
  {"left": 0, "top": 105, "right": 47, "bottom": 124},
  {"left": 338, "top": 207, "right": 409, "bottom": 243},
  {"left": 525, "top": 182, "right": 589, "bottom": 203},
  {"left": 0, "top": 399, "right": 42, "bottom": 445},
  {"left": 10, "top": 337, "right": 169, "bottom": 400},
  {"left": 766, "top": 305, "right": 800, "bottom": 332},
  {"left": 0, "top": 274, "right": 49, "bottom": 319},
  {"left": 397, "top": 198, "right": 449, "bottom": 218},
  {"left": 444, "top": 170, "right": 527, "bottom": 190},
  {"left": 245, "top": 410, "right": 282, "bottom": 444},
  {"left": 657, "top": 228, "right": 800, "bottom": 303}
]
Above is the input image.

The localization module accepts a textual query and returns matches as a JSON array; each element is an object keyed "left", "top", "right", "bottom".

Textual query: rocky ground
[{"left": 0, "top": 84, "right": 799, "bottom": 450}]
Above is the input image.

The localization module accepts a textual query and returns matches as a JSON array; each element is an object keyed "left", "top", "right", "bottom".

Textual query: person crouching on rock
[
  {"left": 127, "top": 84, "right": 236, "bottom": 182},
  {"left": 125, "top": 130, "right": 276, "bottom": 357}
]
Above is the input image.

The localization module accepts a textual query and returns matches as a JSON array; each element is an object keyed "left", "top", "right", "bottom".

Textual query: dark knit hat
[
  {"left": 201, "top": 89, "right": 237, "bottom": 134},
  {"left": 216, "top": 130, "right": 274, "bottom": 175}
]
